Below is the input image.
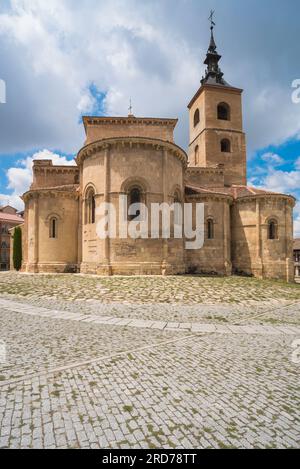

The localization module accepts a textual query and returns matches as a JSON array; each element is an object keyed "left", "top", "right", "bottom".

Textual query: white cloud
[
  {"left": 77, "top": 91, "right": 95, "bottom": 114},
  {"left": 295, "top": 157, "right": 300, "bottom": 170},
  {"left": 261, "top": 152, "right": 284, "bottom": 166},
  {"left": 0, "top": 0, "right": 299, "bottom": 155},
  {"left": 244, "top": 84, "right": 300, "bottom": 151},
  {"left": 0, "top": 0, "right": 199, "bottom": 153},
  {"left": 260, "top": 169, "right": 300, "bottom": 194},
  {"left": 0, "top": 149, "right": 75, "bottom": 210},
  {"left": 0, "top": 193, "right": 24, "bottom": 211}
]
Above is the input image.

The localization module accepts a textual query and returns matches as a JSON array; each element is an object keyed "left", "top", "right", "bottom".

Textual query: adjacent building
[
  {"left": 294, "top": 239, "right": 300, "bottom": 279},
  {"left": 0, "top": 206, "right": 24, "bottom": 271},
  {"left": 20, "top": 24, "right": 296, "bottom": 281}
]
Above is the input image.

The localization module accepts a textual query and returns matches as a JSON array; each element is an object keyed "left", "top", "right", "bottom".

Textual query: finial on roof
[
  {"left": 201, "top": 11, "right": 231, "bottom": 87},
  {"left": 209, "top": 10, "right": 215, "bottom": 30},
  {"left": 208, "top": 10, "right": 217, "bottom": 52},
  {"left": 128, "top": 98, "right": 134, "bottom": 117}
]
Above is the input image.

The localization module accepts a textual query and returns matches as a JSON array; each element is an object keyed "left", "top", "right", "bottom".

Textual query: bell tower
[{"left": 188, "top": 13, "right": 246, "bottom": 186}]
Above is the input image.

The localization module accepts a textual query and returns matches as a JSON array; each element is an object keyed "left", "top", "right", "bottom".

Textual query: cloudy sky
[{"left": 0, "top": 0, "right": 300, "bottom": 235}]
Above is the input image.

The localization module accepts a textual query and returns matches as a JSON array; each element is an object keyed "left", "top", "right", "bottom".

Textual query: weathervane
[
  {"left": 209, "top": 10, "right": 216, "bottom": 30},
  {"left": 128, "top": 98, "right": 133, "bottom": 116}
]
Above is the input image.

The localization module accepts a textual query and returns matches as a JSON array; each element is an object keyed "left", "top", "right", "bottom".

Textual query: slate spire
[{"left": 201, "top": 11, "right": 230, "bottom": 86}]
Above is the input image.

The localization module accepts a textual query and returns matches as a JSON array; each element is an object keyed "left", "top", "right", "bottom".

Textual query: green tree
[{"left": 13, "top": 227, "right": 22, "bottom": 271}]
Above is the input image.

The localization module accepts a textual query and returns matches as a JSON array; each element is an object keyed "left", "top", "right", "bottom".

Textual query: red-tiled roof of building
[
  {"left": 227, "top": 185, "right": 286, "bottom": 199},
  {"left": 185, "top": 184, "right": 294, "bottom": 200},
  {"left": 0, "top": 212, "right": 24, "bottom": 224},
  {"left": 185, "top": 185, "right": 231, "bottom": 197}
]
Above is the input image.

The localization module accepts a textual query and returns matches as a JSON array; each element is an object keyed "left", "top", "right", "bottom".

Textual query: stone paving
[
  {"left": 0, "top": 272, "right": 300, "bottom": 305},
  {"left": 0, "top": 273, "right": 299, "bottom": 449},
  {"left": 0, "top": 273, "right": 300, "bottom": 326},
  {"left": 0, "top": 298, "right": 300, "bottom": 338}
]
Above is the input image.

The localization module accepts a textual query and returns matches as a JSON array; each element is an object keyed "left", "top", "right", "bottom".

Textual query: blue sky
[{"left": 0, "top": 0, "right": 300, "bottom": 235}]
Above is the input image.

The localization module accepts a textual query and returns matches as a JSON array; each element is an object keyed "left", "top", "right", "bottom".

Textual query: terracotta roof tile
[
  {"left": 185, "top": 185, "right": 231, "bottom": 197},
  {"left": 0, "top": 213, "right": 24, "bottom": 223},
  {"left": 185, "top": 184, "right": 294, "bottom": 200}
]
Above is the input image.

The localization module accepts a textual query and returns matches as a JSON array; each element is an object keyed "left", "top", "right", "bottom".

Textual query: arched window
[
  {"left": 207, "top": 219, "right": 214, "bottom": 240},
  {"left": 221, "top": 138, "right": 231, "bottom": 153},
  {"left": 194, "top": 145, "right": 199, "bottom": 165},
  {"left": 174, "top": 190, "right": 181, "bottom": 205},
  {"left": 1, "top": 241, "right": 8, "bottom": 249},
  {"left": 129, "top": 187, "right": 142, "bottom": 220},
  {"left": 268, "top": 220, "right": 278, "bottom": 240},
  {"left": 194, "top": 109, "right": 200, "bottom": 127},
  {"left": 49, "top": 217, "right": 58, "bottom": 239},
  {"left": 217, "top": 102, "right": 230, "bottom": 121},
  {"left": 85, "top": 188, "right": 96, "bottom": 224},
  {"left": 91, "top": 196, "right": 96, "bottom": 224}
]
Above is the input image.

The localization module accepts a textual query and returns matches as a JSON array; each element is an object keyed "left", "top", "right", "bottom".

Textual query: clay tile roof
[
  {"left": 185, "top": 184, "right": 294, "bottom": 200},
  {"left": 185, "top": 185, "right": 232, "bottom": 197},
  {"left": 294, "top": 239, "right": 300, "bottom": 250},
  {"left": 0, "top": 212, "right": 24, "bottom": 224},
  {"left": 219, "top": 185, "right": 291, "bottom": 199}
]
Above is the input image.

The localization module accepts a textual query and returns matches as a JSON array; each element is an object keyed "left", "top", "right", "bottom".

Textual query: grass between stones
[{"left": 0, "top": 272, "right": 299, "bottom": 305}]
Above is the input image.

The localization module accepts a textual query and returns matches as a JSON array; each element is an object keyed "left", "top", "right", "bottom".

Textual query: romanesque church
[{"left": 20, "top": 25, "right": 295, "bottom": 281}]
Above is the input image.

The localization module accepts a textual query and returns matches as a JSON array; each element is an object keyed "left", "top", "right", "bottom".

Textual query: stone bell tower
[{"left": 188, "top": 15, "right": 247, "bottom": 186}]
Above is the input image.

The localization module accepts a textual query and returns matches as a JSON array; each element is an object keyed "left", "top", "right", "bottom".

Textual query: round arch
[
  {"left": 266, "top": 217, "right": 279, "bottom": 240},
  {"left": 217, "top": 102, "right": 231, "bottom": 121},
  {"left": 121, "top": 176, "right": 150, "bottom": 195},
  {"left": 83, "top": 183, "right": 97, "bottom": 200},
  {"left": 194, "top": 109, "right": 200, "bottom": 127}
]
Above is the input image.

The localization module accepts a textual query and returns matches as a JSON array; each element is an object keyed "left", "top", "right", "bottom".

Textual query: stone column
[
  {"left": 256, "top": 198, "right": 263, "bottom": 278},
  {"left": 285, "top": 200, "right": 293, "bottom": 283},
  {"left": 223, "top": 200, "right": 232, "bottom": 276},
  {"left": 77, "top": 167, "right": 83, "bottom": 272},
  {"left": 32, "top": 195, "right": 39, "bottom": 273},
  {"left": 103, "top": 145, "right": 112, "bottom": 275},
  {"left": 161, "top": 148, "right": 168, "bottom": 275}
]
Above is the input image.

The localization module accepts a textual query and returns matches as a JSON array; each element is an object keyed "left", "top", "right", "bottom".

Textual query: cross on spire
[
  {"left": 208, "top": 10, "right": 215, "bottom": 30},
  {"left": 128, "top": 98, "right": 133, "bottom": 117},
  {"left": 201, "top": 10, "right": 231, "bottom": 87}
]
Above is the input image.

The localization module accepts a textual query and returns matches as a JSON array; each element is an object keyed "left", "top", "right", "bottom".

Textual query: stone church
[{"left": 21, "top": 25, "right": 295, "bottom": 281}]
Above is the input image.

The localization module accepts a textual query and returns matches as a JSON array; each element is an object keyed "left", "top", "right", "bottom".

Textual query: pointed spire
[
  {"left": 208, "top": 20, "right": 217, "bottom": 53},
  {"left": 201, "top": 11, "right": 231, "bottom": 87}
]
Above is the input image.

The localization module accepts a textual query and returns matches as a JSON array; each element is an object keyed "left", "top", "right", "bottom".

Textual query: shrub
[{"left": 13, "top": 227, "right": 22, "bottom": 271}]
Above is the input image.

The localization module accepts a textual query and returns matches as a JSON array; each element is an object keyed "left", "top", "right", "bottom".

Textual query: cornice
[
  {"left": 22, "top": 186, "right": 79, "bottom": 202},
  {"left": 33, "top": 166, "right": 79, "bottom": 174},
  {"left": 186, "top": 167, "right": 224, "bottom": 175},
  {"left": 236, "top": 193, "right": 296, "bottom": 207},
  {"left": 185, "top": 193, "right": 233, "bottom": 203},
  {"left": 189, "top": 128, "right": 245, "bottom": 147},
  {"left": 188, "top": 84, "right": 243, "bottom": 110},
  {"left": 76, "top": 137, "right": 188, "bottom": 168},
  {"left": 83, "top": 116, "right": 178, "bottom": 130}
]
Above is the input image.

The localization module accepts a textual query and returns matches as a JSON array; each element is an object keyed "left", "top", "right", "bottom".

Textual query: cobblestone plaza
[{"left": 0, "top": 273, "right": 299, "bottom": 449}]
